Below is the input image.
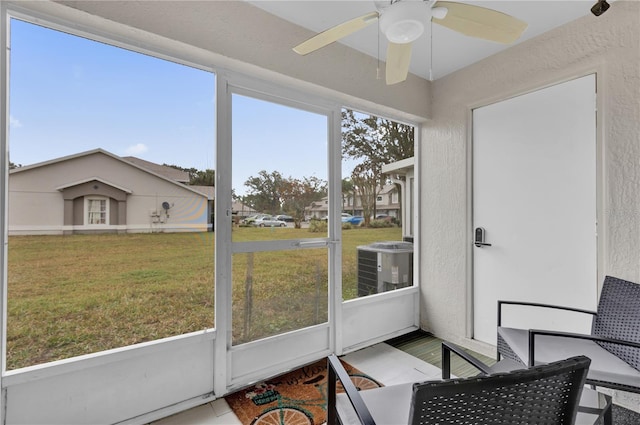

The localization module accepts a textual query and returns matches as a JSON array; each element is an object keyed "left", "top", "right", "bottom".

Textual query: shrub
[
  {"left": 342, "top": 223, "right": 353, "bottom": 230},
  {"left": 308, "top": 220, "right": 328, "bottom": 233},
  {"left": 368, "top": 219, "right": 396, "bottom": 228}
]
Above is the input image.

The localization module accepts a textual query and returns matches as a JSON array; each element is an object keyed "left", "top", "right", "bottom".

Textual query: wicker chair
[
  {"left": 327, "top": 351, "right": 591, "bottom": 425},
  {"left": 497, "top": 275, "right": 640, "bottom": 394},
  {"left": 441, "top": 342, "right": 611, "bottom": 425}
]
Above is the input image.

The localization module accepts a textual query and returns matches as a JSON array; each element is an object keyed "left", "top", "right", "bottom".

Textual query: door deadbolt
[{"left": 474, "top": 227, "right": 492, "bottom": 248}]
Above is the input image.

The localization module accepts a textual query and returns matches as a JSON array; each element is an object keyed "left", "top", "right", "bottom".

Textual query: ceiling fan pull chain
[
  {"left": 429, "top": 19, "right": 433, "bottom": 81},
  {"left": 377, "top": 19, "right": 381, "bottom": 80}
]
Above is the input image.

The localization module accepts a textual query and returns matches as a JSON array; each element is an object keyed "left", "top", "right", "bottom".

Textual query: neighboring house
[
  {"left": 191, "top": 184, "right": 215, "bottom": 226},
  {"left": 306, "top": 184, "right": 402, "bottom": 220},
  {"left": 382, "top": 157, "right": 415, "bottom": 239},
  {"left": 306, "top": 197, "right": 329, "bottom": 219},
  {"left": 232, "top": 200, "right": 257, "bottom": 218},
  {"left": 375, "top": 184, "right": 401, "bottom": 217},
  {"left": 8, "top": 149, "right": 211, "bottom": 235}
]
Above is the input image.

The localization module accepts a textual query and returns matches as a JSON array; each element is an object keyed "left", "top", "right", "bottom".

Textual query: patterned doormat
[{"left": 225, "top": 358, "right": 382, "bottom": 425}]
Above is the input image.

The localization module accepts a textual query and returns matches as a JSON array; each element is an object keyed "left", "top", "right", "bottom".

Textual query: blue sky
[
  {"left": 9, "top": 19, "right": 215, "bottom": 170},
  {"left": 8, "top": 19, "right": 336, "bottom": 194}
]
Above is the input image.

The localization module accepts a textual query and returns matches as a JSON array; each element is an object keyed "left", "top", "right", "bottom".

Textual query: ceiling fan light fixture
[
  {"left": 385, "top": 20, "right": 424, "bottom": 43},
  {"left": 380, "top": 2, "right": 428, "bottom": 44}
]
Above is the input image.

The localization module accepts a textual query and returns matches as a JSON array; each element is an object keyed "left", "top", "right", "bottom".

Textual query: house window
[
  {"left": 376, "top": 195, "right": 383, "bottom": 202},
  {"left": 392, "top": 191, "right": 399, "bottom": 204},
  {"left": 87, "top": 198, "right": 107, "bottom": 225}
]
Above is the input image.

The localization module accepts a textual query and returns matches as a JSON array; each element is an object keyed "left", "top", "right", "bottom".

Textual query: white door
[{"left": 473, "top": 74, "right": 598, "bottom": 345}]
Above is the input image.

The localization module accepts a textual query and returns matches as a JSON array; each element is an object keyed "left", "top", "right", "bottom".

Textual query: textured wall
[{"left": 420, "top": 1, "right": 640, "bottom": 345}]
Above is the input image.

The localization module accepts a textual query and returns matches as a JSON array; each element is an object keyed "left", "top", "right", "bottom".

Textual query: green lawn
[{"left": 7, "top": 226, "right": 402, "bottom": 369}]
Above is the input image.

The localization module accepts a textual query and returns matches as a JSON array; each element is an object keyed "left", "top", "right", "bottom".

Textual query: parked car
[
  {"left": 319, "top": 213, "right": 363, "bottom": 225},
  {"left": 241, "top": 214, "right": 267, "bottom": 225},
  {"left": 341, "top": 213, "right": 364, "bottom": 225},
  {"left": 253, "top": 215, "right": 287, "bottom": 227},
  {"left": 376, "top": 214, "right": 398, "bottom": 224},
  {"left": 275, "top": 214, "right": 294, "bottom": 222}
]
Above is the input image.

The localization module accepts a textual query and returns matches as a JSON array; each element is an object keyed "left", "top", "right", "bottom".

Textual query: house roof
[
  {"left": 382, "top": 157, "right": 414, "bottom": 175},
  {"left": 378, "top": 183, "right": 398, "bottom": 195},
  {"left": 190, "top": 185, "right": 214, "bottom": 201},
  {"left": 122, "top": 156, "right": 190, "bottom": 183},
  {"left": 232, "top": 200, "right": 257, "bottom": 215},
  {"left": 10, "top": 148, "right": 208, "bottom": 198}
]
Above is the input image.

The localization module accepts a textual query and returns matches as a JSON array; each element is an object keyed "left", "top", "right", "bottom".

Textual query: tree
[
  {"left": 342, "top": 109, "right": 414, "bottom": 220},
  {"left": 164, "top": 164, "right": 215, "bottom": 186},
  {"left": 280, "top": 176, "right": 326, "bottom": 228},
  {"left": 350, "top": 164, "right": 378, "bottom": 227},
  {"left": 342, "top": 109, "right": 414, "bottom": 166},
  {"left": 190, "top": 169, "right": 215, "bottom": 186},
  {"left": 9, "top": 161, "right": 21, "bottom": 170},
  {"left": 243, "top": 170, "right": 285, "bottom": 214},
  {"left": 242, "top": 171, "right": 326, "bottom": 226},
  {"left": 342, "top": 178, "right": 355, "bottom": 214}
]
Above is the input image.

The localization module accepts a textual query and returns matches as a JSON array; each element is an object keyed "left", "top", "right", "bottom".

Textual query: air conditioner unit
[{"left": 356, "top": 241, "right": 413, "bottom": 297}]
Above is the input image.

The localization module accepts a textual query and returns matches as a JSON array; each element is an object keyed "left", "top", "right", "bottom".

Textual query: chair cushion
[
  {"left": 498, "top": 326, "right": 640, "bottom": 390},
  {"left": 336, "top": 383, "right": 412, "bottom": 425}
]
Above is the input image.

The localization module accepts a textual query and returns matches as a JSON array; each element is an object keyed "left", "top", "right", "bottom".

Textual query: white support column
[
  {"left": 213, "top": 72, "right": 232, "bottom": 396},
  {"left": 0, "top": 3, "right": 10, "bottom": 418}
]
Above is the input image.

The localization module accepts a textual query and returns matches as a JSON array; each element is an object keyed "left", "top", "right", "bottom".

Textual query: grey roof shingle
[{"left": 122, "top": 156, "right": 190, "bottom": 183}]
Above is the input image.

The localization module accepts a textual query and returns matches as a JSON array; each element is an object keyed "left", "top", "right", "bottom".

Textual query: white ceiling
[{"left": 249, "top": 0, "right": 599, "bottom": 80}]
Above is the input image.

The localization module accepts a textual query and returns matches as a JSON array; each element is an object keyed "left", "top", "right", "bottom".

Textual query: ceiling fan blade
[
  {"left": 433, "top": 1, "right": 528, "bottom": 44},
  {"left": 386, "top": 42, "right": 413, "bottom": 85},
  {"left": 293, "top": 11, "right": 379, "bottom": 55}
]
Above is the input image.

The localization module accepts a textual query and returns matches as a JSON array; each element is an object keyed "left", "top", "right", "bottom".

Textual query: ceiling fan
[{"left": 293, "top": 0, "right": 528, "bottom": 85}]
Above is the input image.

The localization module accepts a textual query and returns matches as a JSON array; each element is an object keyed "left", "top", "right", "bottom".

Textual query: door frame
[
  {"left": 465, "top": 69, "right": 605, "bottom": 351},
  {"left": 214, "top": 73, "right": 340, "bottom": 393}
]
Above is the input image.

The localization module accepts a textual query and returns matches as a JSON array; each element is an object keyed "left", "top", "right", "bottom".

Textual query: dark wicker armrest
[
  {"left": 441, "top": 341, "right": 492, "bottom": 379},
  {"left": 528, "top": 329, "right": 640, "bottom": 367},
  {"left": 498, "top": 300, "right": 596, "bottom": 327},
  {"left": 327, "top": 354, "right": 376, "bottom": 425}
]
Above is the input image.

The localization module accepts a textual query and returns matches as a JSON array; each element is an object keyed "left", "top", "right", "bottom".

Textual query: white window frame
[
  {"left": 1, "top": 9, "right": 221, "bottom": 423},
  {"left": 85, "top": 196, "right": 109, "bottom": 225}
]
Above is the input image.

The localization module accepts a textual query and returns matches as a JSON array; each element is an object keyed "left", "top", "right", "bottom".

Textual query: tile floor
[
  {"left": 151, "top": 339, "right": 622, "bottom": 425},
  {"left": 152, "top": 342, "right": 442, "bottom": 425}
]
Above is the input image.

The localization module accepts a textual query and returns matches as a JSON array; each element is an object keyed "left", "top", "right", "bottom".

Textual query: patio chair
[
  {"left": 497, "top": 275, "right": 640, "bottom": 394},
  {"left": 327, "top": 350, "right": 591, "bottom": 425},
  {"left": 441, "top": 341, "right": 612, "bottom": 425}
]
